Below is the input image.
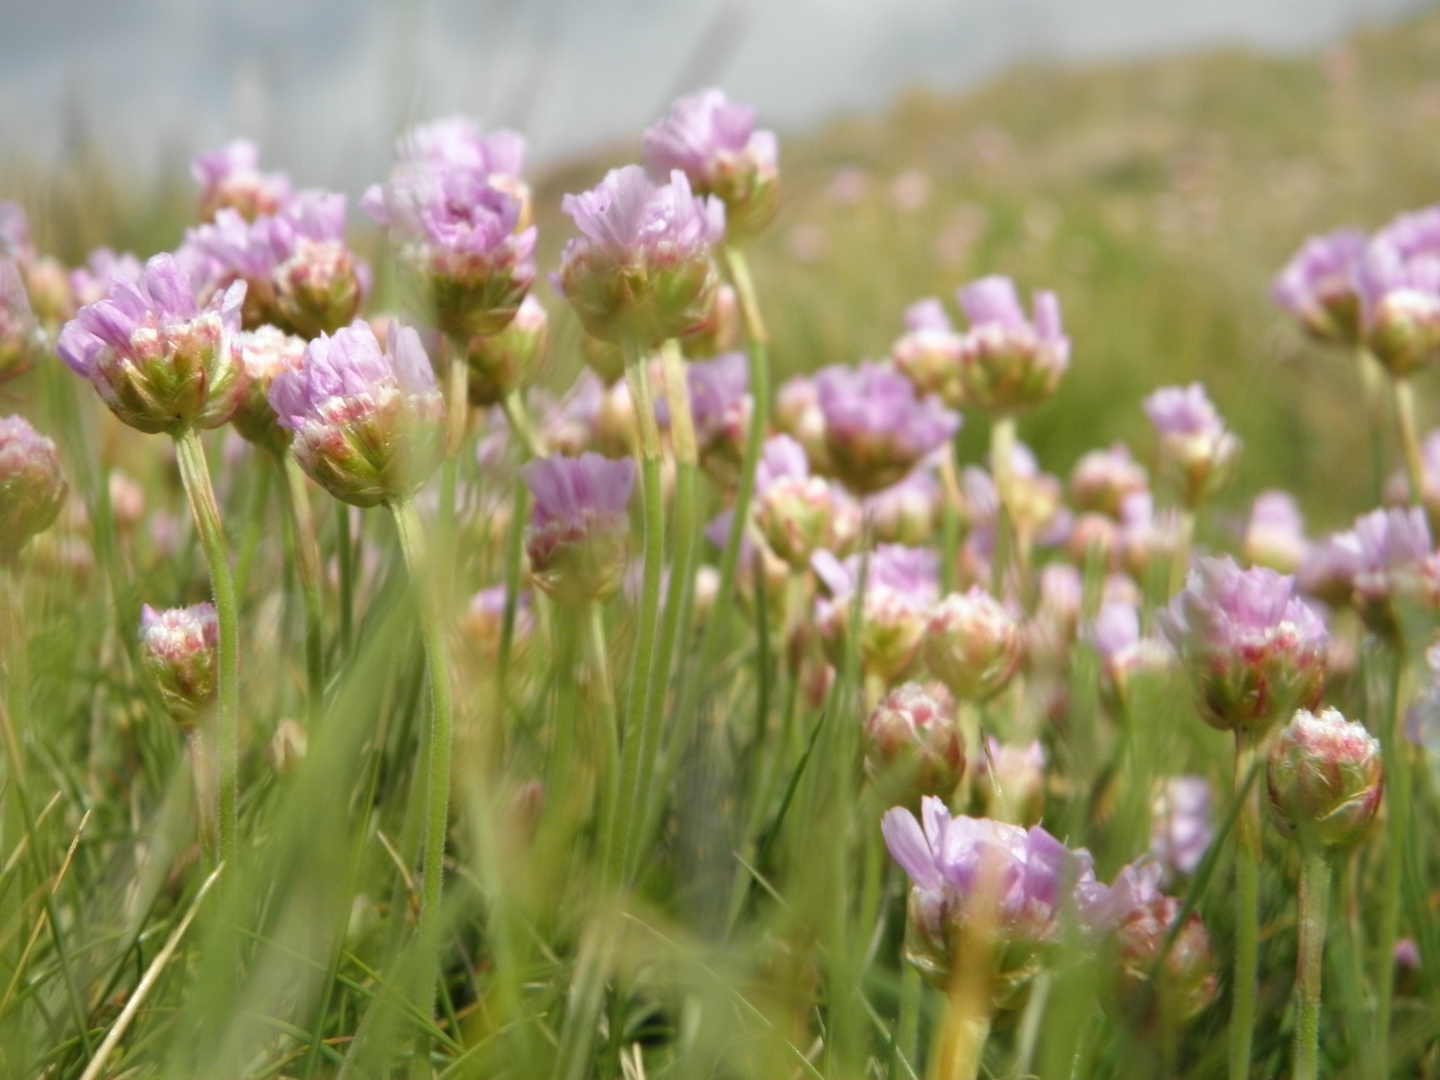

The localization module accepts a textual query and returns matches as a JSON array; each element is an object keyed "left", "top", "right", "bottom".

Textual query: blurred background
[{"left": 6, "top": 0, "right": 1440, "bottom": 527}]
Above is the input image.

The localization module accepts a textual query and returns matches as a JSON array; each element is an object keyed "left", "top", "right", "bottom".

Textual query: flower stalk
[
  {"left": 1230, "top": 730, "right": 1262, "bottom": 1080},
  {"left": 280, "top": 454, "right": 325, "bottom": 729},
  {"left": 1293, "top": 848, "right": 1332, "bottom": 1080}
]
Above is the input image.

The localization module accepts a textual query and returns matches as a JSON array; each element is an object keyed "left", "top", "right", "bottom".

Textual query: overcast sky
[{"left": 0, "top": 0, "right": 1428, "bottom": 190}]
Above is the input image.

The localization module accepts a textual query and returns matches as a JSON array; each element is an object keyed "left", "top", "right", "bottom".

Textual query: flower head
[
  {"left": 139, "top": 602, "right": 219, "bottom": 726},
  {"left": 890, "top": 297, "right": 964, "bottom": 407},
  {"left": 269, "top": 320, "right": 445, "bottom": 506},
  {"left": 1245, "top": 490, "right": 1308, "bottom": 573},
  {"left": 863, "top": 682, "right": 965, "bottom": 807},
  {"left": 1102, "top": 896, "right": 1219, "bottom": 1036},
  {"left": 462, "top": 293, "right": 548, "bottom": 406},
  {"left": 642, "top": 88, "right": 779, "bottom": 239},
  {"left": 56, "top": 253, "right": 248, "bottom": 435},
  {"left": 1356, "top": 231, "right": 1440, "bottom": 377},
  {"left": 1143, "top": 383, "right": 1240, "bottom": 507},
  {"left": 1268, "top": 707, "right": 1383, "bottom": 850},
  {"left": 1159, "top": 556, "right": 1328, "bottom": 732},
  {"left": 752, "top": 435, "right": 860, "bottom": 568},
  {"left": 0, "top": 258, "right": 43, "bottom": 383},
  {"left": 815, "top": 361, "right": 960, "bottom": 495},
  {"left": 973, "top": 738, "right": 1047, "bottom": 825},
  {"left": 1090, "top": 600, "right": 1172, "bottom": 706},
  {"left": 1271, "top": 227, "right": 1368, "bottom": 343},
  {"left": 1148, "top": 777, "right": 1213, "bottom": 881},
  {"left": 557, "top": 166, "right": 725, "bottom": 346},
  {"left": 70, "top": 248, "right": 144, "bottom": 309},
  {"left": 814, "top": 544, "right": 939, "bottom": 685},
  {"left": 1069, "top": 443, "right": 1149, "bottom": 518},
  {"left": 0, "top": 415, "right": 67, "bottom": 562},
  {"left": 864, "top": 466, "right": 942, "bottom": 546},
  {"left": 687, "top": 350, "right": 752, "bottom": 484},
  {"left": 925, "top": 587, "right": 1022, "bottom": 702},
  {"left": 232, "top": 326, "right": 307, "bottom": 455},
  {"left": 521, "top": 452, "right": 635, "bottom": 605},
  {"left": 192, "top": 139, "right": 293, "bottom": 222},
  {"left": 955, "top": 276, "right": 1070, "bottom": 415}
]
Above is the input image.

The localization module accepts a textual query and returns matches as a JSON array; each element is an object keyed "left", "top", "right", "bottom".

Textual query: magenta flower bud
[
  {"left": 687, "top": 351, "right": 752, "bottom": 485},
  {"left": 0, "top": 258, "right": 43, "bottom": 383},
  {"left": 1268, "top": 707, "right": 1383, "bottom": 850},
  {"left": 365, "top": 122, "right": 536, "bottom": 340},
  {"left": 815, "top": 361, "right": 960, "bottom": 495},
  {"left": 1102, "top": 897, "right": 1219, "bottom": 1035},
  {"left": 1245, "top": 490, "right": 1308, "bottom": 573},
  {"left": 677, "top": 281, "right": 740, "bottom": 358},
  {"left": 463, "top": 293, "right": 548, "bottom": 407},
  {"left": 1090, "top": 600, "right": 1172, "bottom": 706},
  {"left": 863, "top": 682, "right": 965, "bottom": 806},
  {"left": 1143, "top": 383, "right": 1240, "bottom": 508},
  {"left": 973, "top": 737, "right": 1047, "bottom": 825},
  {"left": 269, "top": 321, "right": 446, "bottom": 507},
  {"left": 1356, "top": 235, "right": 1440, "bottom": 377},
  {"left": 890, "top": 297, "right": 964, "bottom": 408},
  {"left": 1149, "top": 777, "right": 1214, "bottom": 881},
  {"left": 642, "top": 88, "right": 779, "bottom": 240},
  {"left": 57, "top": 254, "right": 248, "bottom": 435},
  {"left": 1069, "top": 443, "right": 1149, "bottom": 518},
  {"left": 557, "top": 166, "right": 725, "bottom": 346},
  {"left": 864, "top": 467, "right": 942, "bottom": 546},
  {"left": 521, "top": 452, "right": 635, "bottom": 605},
  {"left": 232, "top": 326, "right": 306, "bottom": 455},
  {"left": 0, "top": 416, "right": 67, "bottom": 562},
  {"left": 753, "top": 435, "right": 859, "bottom": 568},
  {"left": 955, "top": 276, "right": 1070, "bottom": 416},
  {"left": 924, "top": 587, "right": 1022, "bottom": 702},
  {"left": 814, "top": 544, "right": 939, "bottom": 686},
  {"left": 1271, "top": 227, "right": 1368, "bottom": 344},
  {"left": 139, "top": 602, "right": 219, "bottom": 727},
  {"left": 192, "top": 139, "right": 293, "bottom": 222},
  {"left": 1159, "top": 556, "right": 1328, "bottom": 733},
  {"left": 883, "top": 796, "right": 1104, "bottom": 999}
]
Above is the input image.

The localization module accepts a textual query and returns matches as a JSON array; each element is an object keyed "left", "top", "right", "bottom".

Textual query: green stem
[
  {"left": 1230, "top": 730, "right": 1262, "bottom": 1080},
  {"left": 1375, "top": 649, "right": 1411, "bottom": 1079},
  {"left": 588, "top": 603, "right": 619, "bottom": 832},
  {"left": 1169, "top": 508, "right": 1196, "bottom": 598},
  {"left": 500, "top": 389, "right": 547, "bottom": 459},
  {"left": 1391, "top": 376, "right": 1425, "bottom": 507},
  {"left": 1293, "top": 848, "right": 1333, "bottom": 1080},
  {"left": 389, "top": 496, "right": 455, "bottom": 1018},
  {"left": 335, "top": 506, "right": 355, "bottom": 658},
  {"left": 280, "top": 455, "right": 325, "bottom": 730},
  {"left": 606, "top": 337, "right": 665, "bottom": 885},
  {"left": 990, "top": 417, "right": 1016, "bottom": 598},
  {"left": 1358, "top": 348, "right": 1388, "bottom": 506},
  {"left": 234, "top": 461, "right": 271, "bottom": 599},
  {"left": 938, "top": 451, "right": 963, "bottom": 596},
  {"left": 173, "top": 428, "right": 240, "bottom": 876}
]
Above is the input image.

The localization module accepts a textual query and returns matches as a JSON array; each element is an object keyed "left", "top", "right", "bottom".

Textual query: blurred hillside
[{"left": 12, "top": 7, "right": 1440, "bottom": 531}]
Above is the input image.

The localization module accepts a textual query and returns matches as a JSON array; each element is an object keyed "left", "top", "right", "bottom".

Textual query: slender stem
[
  {"left": 1169, "top": 508, "right": 1196, "bottom": 598},
  {"left": 938, "top": 451, "right": 963, "bottom": 595},
  {"left": 500, "top": 388, "right": 547, "bottom": 459},
  {"left": 588, "top": 604, "right": 619, "bottom": 833},
  {"left": 280, "top": 455, "right": 325, "bottom": 729},
  {"left": 335, "top": 505, "right": 355, "bottom": 658},
  {"left": 933, "top": 988, "right": 992, "bottom": 1080},
  {"left": 619, "top": 340, "right": 699, "bottom": 882},
  {"left": 989, "top": 416, "right": 1016, "bottom": 598},
  {"left": 234, "top": 462, "right": 271, "bottom": 600},
  {"left": 173, "top": 428, "right": 240, "bottom": 876},
  {"left": 1391, "top": 376, "right": 1425, "bottom": 507},
  {"left": 1231, "top": 730, "right": 1262, "bottom": 1080},
  {"left": 1375, "top": 649, "right": 1411, "bottom": 1079},
  {"left": 1358, "top": 348, "right": 1389, "bottom": 506},
  {"left": 389, "top": 496, "right": 455, "bottom": 1016},
  {"left": 897, "top": 958, "right": 921, "bottom": 1079},
  {"left": 606, "top": 337, "right": 665, "bottom": 885},
  {"left": 1293, "top": 848, "right": 1333, "bottom": 1080}
]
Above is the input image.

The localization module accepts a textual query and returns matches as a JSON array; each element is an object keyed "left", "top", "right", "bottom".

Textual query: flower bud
[
  {"left": 814, "top": 545, "right": 938, "bottom": 687},
  {"left": 1356, "top": 235, "right": 1440, "bottom": 377},
  {"left": 0, "top": 259, "right": 43, "bottom": 383},
  {"left": 890, "top": 298, "right": 963, "bottom": 408},
  {"left": 139, "top": 602, "right": 219, "bottom": 727},
  {"left": 973, "top": 737, "right": 1046, "bottom": 825},
  {"left": 193, "top": 140, "right": 293, "bottom": 222},
  {"left": 464, "top": 293, "right": 548, "bottom": 406},
  {"left": 863, "top": 682, "right": 964, "bottom": 805},
  {"left": 1102, "top": 897, "right": 1219, "bottom": 1035},
  {"left": 924, "top": 588, "right": 1022, "bottom": 702},
  {"left": 1069, "top": 443, "right": 1148, "bottom": 518},
  {"left": 678, "top": 282, "right": 740, "bottom": 358},
  {"left": 864, "top": 468, "right": 942, "bottom": 546},
  {"left": 1143, "top": 384, "right": 1240, "bottom": 508},
  {"left": 0, "top": 415, "right": 67, "bottom": 562},
  {"left": 522, "top": 452, "right": 635, "bottom": 605},
  {"left": 774, "top": 374, "right": 831, "bottom": 474},
  {"left": 22, "top": 256, "right": 75, "bottom": 329},
  {"left": 273, "top": 237, "right": 364, "bottom": 338},
  {"left": 687, "top": 352, "right": 752, "bottom": 486},
  {"left": 955, "top": 276, "right": 1070, "bottom": 416},
  {"left": 1272, "top": 228, "right": 1367, "bottom": 344},
  {"left": 269, "top": 321, "right": 446, "bottom": 507},
  {"left": 753, "top": 436, "right": 859, "bottom": 569},
  {"left": 1267, "top": 707, "right": 1383, "bottom": 850},
  {"left": 1244, "top": 490, "right": 1307, "bottom": 574},
  {"left": 232, "top": 326, "right": 307, "bottom": 455}
]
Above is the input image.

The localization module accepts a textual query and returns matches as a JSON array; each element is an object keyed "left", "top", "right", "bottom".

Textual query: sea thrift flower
[
  {"left": 460, "top": 585, "right": 535, "bottom": 661},
  {"left": 1069, "top": 443, "right": 1148, "bottom": 518},
  {"left": 924, "top": 587, "right": 1022, "bottom": 702},
  {"left": 687, "top": 350, "right": 752, "bottom": 483},
  {"left": 232, "top": 325, "right": 307, "bottom": 455},
  {"left": 815, "top": 361, "right": 960, "bottom": 494},
  {"left": 70, "top": 248, "right": 144, "bottom": 309},
  {"left": 192, "top": 139, "right": 293, "bottom": 221},
  {"left": 752, "top": 435, "right": 859, "bottom": 568},
  {"left": 890, "top": 297, "right": 964, "bottom": 407},
  {"left": 558, "top": 166, "right": 725, "bottom": 346},
  {"left": 1102, "top": 897, "right": 1219, "bottom": 1034},
  {"left": 973, "top": 737, "right": 1047, "bottom": 825},
  {"left": 864, "top": 466, "right": 942, "bottom": 545},
  {"left": 268, "top": 321, "right": 445, "bottom": 507},
  {"left": 1149, "top": 777, "right": 1214, "bottom": 880},
  {"left": 1117, "top": 491, "right": 1183, "bottom": 581},
  {"left": 882, "top": 797, "right": 1104, "bottom": 997},
  {"left": 139, "top": 602, "right": 219, "bottom": 726},
  {"left": 642, "top": 88, "right": 779, "bottom": 239},
  {"left": 1091, "top": 600, "right": 1172, "bottom": 705},
  {"left": 0, "top": 416, "right": 67, "bottom": 562},
  {"left": 365, "top": 123, "right": 536, "bottom": 339},
  {"left": 1271, "top": 227, "right": 1368, "bottom": 344},
  {"left": 813, "top": 544, "right": 939, "bottom": 685},
  {"left": 521, "top": 452, "right": 635, "bottom": 605},
  {"left": 863, "top": 682, "right": 965, "bottom": 805},
  {"left": 1346, "top": 506, "right": 1437, "bottom": 635},
  {"left": 1143, "top": 383, "right": 1240, "bottom": 507},
  {"left": 774, "top": 374, "right": 831, "bottom": 473},
  {"left": 56, "top": 253, "right": 248, "bottom": 435},
  {"left": 1355, "top": 234, "right": 1440, "bottom": 377},
  {"left": 0, "top": 259, "right": 42, "bottom": 382},
  {"left": 1245, "top": 490, "right": 1307, "bottom": 573},
  {"left": 1268, "top": 707, "right": 1383, "bottom": 850},
  {"left": 1160, "top": 556, "right": 1328, "bottom": 732},
  {"left": 954, "top": 276, "right": 1070, "bottom": 416},
  {"left": 462, "top": 293, "right": 548, "bottom": 406},
  {"left": 677, "top": 281, "right": 739, "bottom": 357}
]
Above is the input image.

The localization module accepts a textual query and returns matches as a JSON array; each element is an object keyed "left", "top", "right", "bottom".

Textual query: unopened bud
[
  {"left": 273, "top": 238, "right": 364, "bottom": 338},
  {"left": 1103, "top": 897, "right": 1219, "bottom": 1035},
  {"left": 139, "top": 603, "right": 219, "bottom": 727},
  {"left": 863, "top": 682, "right": 965, "bottom": 806},
  {"left": 1267, "top": 707, "right": 1383, "bottom": 850},
  {"left": 0, "top": 415, "right": 67, "bottom": 562},
  {"left": 924, "top": 588, "right": 1022, "bottom": 702},
  {"left": 465, "top": 293, "right": 548, "bottom": 406}
]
